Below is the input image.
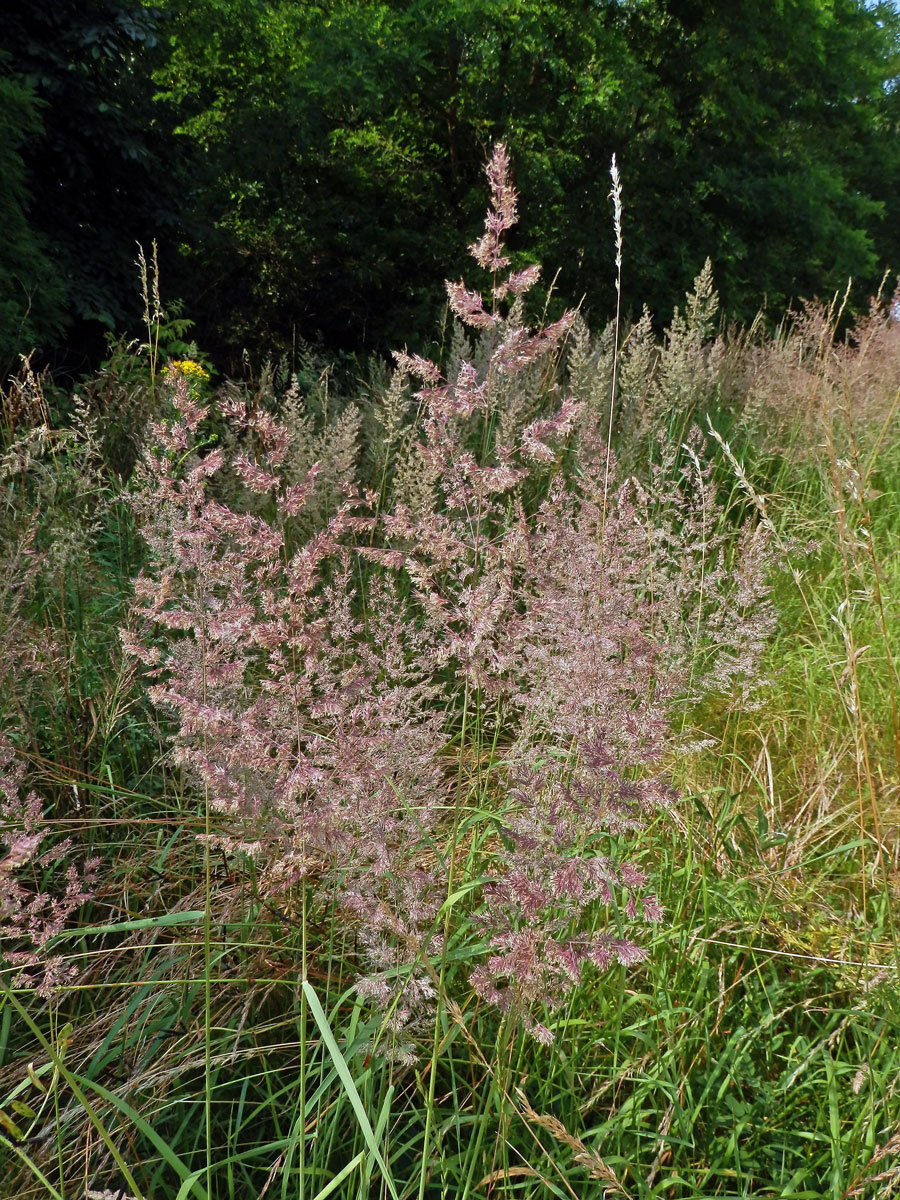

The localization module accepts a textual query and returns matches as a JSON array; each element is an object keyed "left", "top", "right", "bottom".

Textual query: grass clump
[{"left": 0, "top": 147, "right": 898, "bottom": 1200}]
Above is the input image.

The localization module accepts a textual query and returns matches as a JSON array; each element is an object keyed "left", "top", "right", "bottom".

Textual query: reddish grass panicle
[
  {"left": 125, "top": 144, "right": 775, "bottom": 1048},
  {"left": 0, "top": 736, "right": 99, "bottom": 999}
]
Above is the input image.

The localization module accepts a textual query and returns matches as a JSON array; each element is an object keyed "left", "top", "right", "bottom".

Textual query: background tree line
[{"left": 2, "top": 0, "right": 899, "bottom": 376}]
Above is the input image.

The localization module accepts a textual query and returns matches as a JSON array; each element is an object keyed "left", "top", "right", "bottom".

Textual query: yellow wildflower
[{"left": 166, "top": 359, "right": 209, "bottom": 381}]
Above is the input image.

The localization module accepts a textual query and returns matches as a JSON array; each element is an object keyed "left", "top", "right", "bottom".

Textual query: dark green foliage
[
  {"left": 147, "top": 0, "right": 900, "bottom": 365},
  {"left": 596, "top": 1, "right": 890, "bottom": 316},
  {"left": 2, "top": 0, "right": 180, "bottom": 374},
  {"left": 3, "top": 0, "right": 899, "bottom": 378},
  {"left": 0, "top": 60, "right": 67, "bottom": 376}
]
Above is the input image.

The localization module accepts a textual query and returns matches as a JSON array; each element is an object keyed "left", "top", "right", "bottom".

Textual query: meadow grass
[{"left": 1, "top": 161, "right": 898, "bottom": 1199}]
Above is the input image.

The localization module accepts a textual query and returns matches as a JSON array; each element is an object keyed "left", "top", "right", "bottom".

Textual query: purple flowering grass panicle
[
  {"left": 0, "top": 737, "right": 99, "bottom": 998},
  {"left": 126, "top": 379, "right": 453, "bottom": 1049},
  {"left": 520, "top": 395, "right": 578, "bottom": 463},
  {"left": 392, "top": 351, "right": 442, "bottom": 385},
  {"left": 469, "top": 141, "right": 517, "bottom": 272},
  {"left": 493, "top": 263, "right": 542, "bottom": 302},
  {"left": 445, "top": 141, "right": 575, "bottom": 373},
  {"left": 446, "top": 281, "right": 500, "bottom": 330},
  {"left": 493, "top": 311, "right": 578, "bottom": 377},
  {"left": 125, "top": 145, "right": 776, "bottom": 1050},
  {"left": 458, "top": 471, "right": 681, "bottom": 1035}
]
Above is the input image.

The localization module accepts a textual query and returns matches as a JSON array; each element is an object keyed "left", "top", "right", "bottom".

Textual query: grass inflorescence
[{"left": 0, "top": 148, "right": 898, "bottom": 1200}]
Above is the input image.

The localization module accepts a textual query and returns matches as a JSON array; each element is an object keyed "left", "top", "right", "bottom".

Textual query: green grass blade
[{"left": 301, "top": 980, "right": 400, "bottom": 1200}]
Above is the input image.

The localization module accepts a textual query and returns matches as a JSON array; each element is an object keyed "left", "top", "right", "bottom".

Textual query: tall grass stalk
[
  {"left": 136, "top": 241, "right": 162, "bottom": 401},
  {"left": 601, "top": 154, "right": 623, "bottom": 550}
]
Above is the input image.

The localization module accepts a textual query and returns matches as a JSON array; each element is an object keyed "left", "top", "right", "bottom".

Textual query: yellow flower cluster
[{"left": 167, "top": 359, "right": 209, "bottom": 381}]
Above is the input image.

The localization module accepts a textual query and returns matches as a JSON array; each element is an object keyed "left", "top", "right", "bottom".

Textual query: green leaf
[
  {"left": 69, "top": 1073, "right": 208, "bottom": 1200},
  {"left": 0, "top": 1110, "right": 25, "bottom": 1140},
  {"left": 50, "top": 910, "right": 207, "bottom": 943},
  {"left": 310, "top": 1150, "right": 365, "bottom": 1200},
  {"left": 301, "top": 981, "right": 400, "bottom": 1200}
]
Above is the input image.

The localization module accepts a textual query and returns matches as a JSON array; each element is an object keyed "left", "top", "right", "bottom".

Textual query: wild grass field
[{"left": 1, "top": 149, "right": 899, "bottom": 1200}]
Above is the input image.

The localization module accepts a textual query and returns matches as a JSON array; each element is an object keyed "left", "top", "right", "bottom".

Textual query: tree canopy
[{"left": 2, "top": 0, "right": 899, "bottom": 371}]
